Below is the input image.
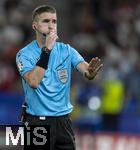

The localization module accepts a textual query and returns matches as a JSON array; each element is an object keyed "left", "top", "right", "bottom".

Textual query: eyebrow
[{"left": 42, "top": 18, "right": 57, "bottom": 21}]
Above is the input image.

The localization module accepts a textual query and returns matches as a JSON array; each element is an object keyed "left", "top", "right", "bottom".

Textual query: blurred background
[{"left": 0, "top": 0, "right": 140, "bottom": 149}]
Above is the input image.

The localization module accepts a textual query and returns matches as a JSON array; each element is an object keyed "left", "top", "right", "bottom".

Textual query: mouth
[{"left": 45, "top": 31, "right": 52, "bottom": 36}]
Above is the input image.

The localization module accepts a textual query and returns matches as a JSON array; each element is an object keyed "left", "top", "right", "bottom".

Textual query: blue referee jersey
[{"left": 16, "top": 40, "right": 84, "bottom": 116}]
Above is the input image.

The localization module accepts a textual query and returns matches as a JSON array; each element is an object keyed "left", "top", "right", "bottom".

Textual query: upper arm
[
  {"left": 16, "top": 51, "right": 46, "bottom": 88},
  {"left": 16, "top": 52, "right": 34, "bottom": 77},
  {"left": 69, "top": 45, "right": 85, "bottom": 69}
]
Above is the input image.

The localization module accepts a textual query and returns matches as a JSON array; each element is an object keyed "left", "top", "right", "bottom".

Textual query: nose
[
  {"left": 48, "top": 27, "right": 56, "bottom": 34},
  {"left": 48, "top": 22, "right": 54, "bottom": 29}
]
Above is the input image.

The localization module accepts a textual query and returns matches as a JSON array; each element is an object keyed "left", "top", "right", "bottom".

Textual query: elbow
[
  {"left": 24, "top": 72, "right": 41, "bottom": 89},
  {"left": 28, "top": 80, "right": 40, "bottom": 89},
  {"left": 30, "top": 83, "right": 39, "bottom": 89}
]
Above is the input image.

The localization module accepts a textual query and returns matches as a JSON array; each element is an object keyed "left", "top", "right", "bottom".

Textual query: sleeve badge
[{"left": 17, "top": 61, "right": 23, "bottom": 71}]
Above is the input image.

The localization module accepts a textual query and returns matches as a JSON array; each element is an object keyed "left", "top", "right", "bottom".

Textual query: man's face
[{"left": 33, "top": 12, "right": 57, "bottom": 36}]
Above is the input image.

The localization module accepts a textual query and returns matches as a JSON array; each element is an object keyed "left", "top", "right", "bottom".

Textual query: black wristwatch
[
  {"left": 42, "top": 47, "right": 51, "bottom": 54},
  {"left": 36, "top": 46, "right": 51, "bottom": 69}
]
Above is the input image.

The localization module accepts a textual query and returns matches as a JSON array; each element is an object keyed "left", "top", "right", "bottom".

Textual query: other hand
[{"left": 85, "top": 57, "right": 103, "bottom": 80}]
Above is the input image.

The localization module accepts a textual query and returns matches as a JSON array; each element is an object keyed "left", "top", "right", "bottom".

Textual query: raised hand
[{"left": 85, "top": 57, "right": 103, "bottom": 80}]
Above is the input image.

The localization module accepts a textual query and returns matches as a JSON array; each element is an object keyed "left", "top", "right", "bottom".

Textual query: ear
[{"left": 32, "top": 23, "right": 36, "bottom": 30}]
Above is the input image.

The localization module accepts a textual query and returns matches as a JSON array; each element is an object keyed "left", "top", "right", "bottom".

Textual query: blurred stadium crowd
[{"left": 0, "top": 0, "right": 140, "bottom": 134}]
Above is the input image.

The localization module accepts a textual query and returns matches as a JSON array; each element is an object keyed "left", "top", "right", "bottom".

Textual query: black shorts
[{"left": 24, "top": 113, "right": 76, "bottom": 150}]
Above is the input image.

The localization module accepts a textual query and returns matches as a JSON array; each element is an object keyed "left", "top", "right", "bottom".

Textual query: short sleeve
[
  {"left": 16, "top": 52, "right": 34, "bottom": 77},
  {"left": 69, "top": 45, "right": 85, "bottom": 69}
]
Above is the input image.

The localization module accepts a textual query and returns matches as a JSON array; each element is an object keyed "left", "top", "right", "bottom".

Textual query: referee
[{"left": 16, "top": 5, "right": 103, "bottom": 150}]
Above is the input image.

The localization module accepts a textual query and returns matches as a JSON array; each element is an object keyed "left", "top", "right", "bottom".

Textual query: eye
[
  {"left": 42, "top": 19, "right": 50, "bottom": 23},
  {"left": 52, "top": 19, "right": 57, "bottom": 24}
]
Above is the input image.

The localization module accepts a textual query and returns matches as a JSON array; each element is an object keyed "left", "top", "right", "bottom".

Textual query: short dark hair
[{"left": 32, "top": 5, "right": 56, "bottom": 22}]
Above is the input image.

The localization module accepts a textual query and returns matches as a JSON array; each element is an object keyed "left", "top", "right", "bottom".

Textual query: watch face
[
  {"left": 42, "top": 47, "right": 50, "bottom": 54},
  {"left": 42, "top": 47, "right": 46, "bottom": 51}
]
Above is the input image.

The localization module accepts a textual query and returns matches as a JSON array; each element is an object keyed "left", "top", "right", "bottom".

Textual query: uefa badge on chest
[{"left": 57, "top": 69, "right": 68, "bottom": 83}]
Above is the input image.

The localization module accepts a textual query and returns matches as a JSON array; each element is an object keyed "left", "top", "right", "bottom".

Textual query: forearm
[
  {"left": 24, "top": 66, "right": 45, "bottom": 88},
  {"left": 24, "top": 47, "right": 50, "bottom": 88},
  {"left": 77, "top": 61, "right": 91, "bottom": 79}
]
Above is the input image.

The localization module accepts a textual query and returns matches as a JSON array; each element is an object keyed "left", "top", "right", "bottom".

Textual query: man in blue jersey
[{"left": 16, "top": 5, "right": 103, "bottom": 150}]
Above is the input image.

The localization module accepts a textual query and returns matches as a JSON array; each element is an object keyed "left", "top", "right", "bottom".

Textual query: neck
[{"left": 36, "top": 34, "right": 46, "bottom": 48}]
